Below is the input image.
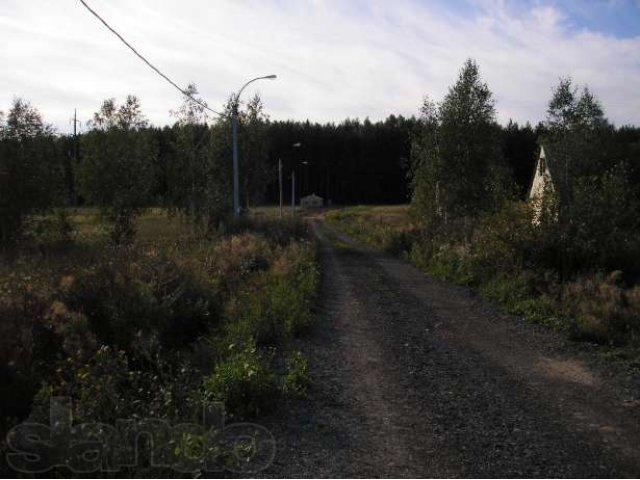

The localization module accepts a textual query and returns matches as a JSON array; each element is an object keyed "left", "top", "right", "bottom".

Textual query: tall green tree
[
  {"left": 410, "top": 59, "right": 505, "bottom": 226},
  {"left": 544, "top": 77, "right": 611, "bottom": 179},
  {"left": 240, "top": 94, "right": 270, "bottom": 208},
  {"left": 167, "top": 85, "right": 232, "bottom": 230},
  {"left": 539, "top": 78, "right": 640, "bottom": 277},
  {"left": 0, "top": 98, "right": 60, "bottom": 244},
  {"left": 79, "top": 96, "right": 157, "bottom": 244},
  {"left": 546, "top": 77, "right": 607, "bottom": 137}
]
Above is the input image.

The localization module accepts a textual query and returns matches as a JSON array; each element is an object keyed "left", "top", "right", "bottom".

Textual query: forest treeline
[{"left": 1, "top": 69, "right": 640, "bottom": 246}]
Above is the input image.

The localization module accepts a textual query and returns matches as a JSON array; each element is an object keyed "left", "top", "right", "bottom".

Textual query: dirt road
[{"left": 262, "top": 219, "right": 640, "bottom": 477}]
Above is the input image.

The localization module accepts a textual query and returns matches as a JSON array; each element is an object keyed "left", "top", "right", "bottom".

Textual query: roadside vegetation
[
  {"left": 0, "top": 89, "right": 318, "bottom": 476},
  {"left": 0, "top": 209, "right": 317, "bottom": 475},
  {"left": 329, "top": 60, "right": 640, "bottom": 353}
]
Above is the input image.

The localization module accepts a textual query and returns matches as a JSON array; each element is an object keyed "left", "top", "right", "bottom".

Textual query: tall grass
[{"left": 0, "top": 208, "right": 318, "bottom": 476}]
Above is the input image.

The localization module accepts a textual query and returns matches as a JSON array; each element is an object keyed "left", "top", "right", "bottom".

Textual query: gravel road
[{"left": 261, "top": 219, "right": 640, "bottom": 478}]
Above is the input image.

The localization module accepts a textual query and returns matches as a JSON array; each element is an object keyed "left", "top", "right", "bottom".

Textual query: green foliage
[
  {"left": 410, "top": 59, "right": 507, "bottom": 226},
  {"left": 224, "top": 238, "right": 318, "bottom": 347},
  {"left": 468, "top": 201, "right": 537, "bottom": 280},
  {"left": 79, "top": 97, "right": 158, "bottom": 244},
  {"left": 0, "top": 99, "right": 62, "bottom": 244},
  {"left": 168, "top": 121, "right": 232, "bottom": 231},
  {"left": 203, "top": 346, "right": 278, "bottom": 419},
  {"left": 240, "top": 94, "right": 270, "bottom": 208},
  {"left": 479, "top": 273, "right": 562, "bottom": 328},
  {"left": 59, "top": 252, "right": 217, "bottom": 351},
  {"left": 330, "top": 202, "right": 640, "bottom": 348},
  {"left": 167, "top": 97, "right": 232, "bottom": 232},
  {"left": 1, "top": 211, "right": 319, "bottom": 473},
  {"left": 283, "top": 350, "right": 309, "bottom": 396},
  {"left": 546, "top": 77, "right": 608, "bottom": 138},
  {"left": 166, "top": 88, "right": 270, "bottom": 232},
  {"left": 327, "top": 205, "right": 417, "bottom": 254},
  {"left": 561, "top": 165, "right": 640, "bottom": 274}
]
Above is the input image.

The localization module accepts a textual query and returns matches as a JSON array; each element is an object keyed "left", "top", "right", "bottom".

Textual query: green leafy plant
[{"left": 203, "top": 346, "right": 278, "bottom": 419}]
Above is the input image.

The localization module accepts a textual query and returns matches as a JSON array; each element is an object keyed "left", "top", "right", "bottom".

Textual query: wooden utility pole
[
  {"left": 70, "top": 109, "right": 80, "bottom": 206},
  {"left": 278, "top": 158, "right": 283, "bottom": 219},
  {"left": 291, "top": 170, "right": 296, "bottom": 216}
]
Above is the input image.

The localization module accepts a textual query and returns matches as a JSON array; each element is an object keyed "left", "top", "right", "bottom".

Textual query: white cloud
[{"left": 1, "top": 0, "right": 639, "bottom": 133}]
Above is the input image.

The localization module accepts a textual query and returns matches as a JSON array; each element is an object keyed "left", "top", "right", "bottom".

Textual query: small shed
[{"left": 300, "top": 193, "right": 323, "bottom": 209}]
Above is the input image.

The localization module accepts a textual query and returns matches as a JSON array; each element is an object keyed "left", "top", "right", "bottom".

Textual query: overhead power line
[{"left": 78, "top": 0, "right": 223, "bottom": 117}]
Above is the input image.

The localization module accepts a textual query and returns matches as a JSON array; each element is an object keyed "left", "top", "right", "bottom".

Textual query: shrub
[
  {"left": 230, "top": 216, "right": 309, "bottom": 245},
  {"left": 211, "top": 233, "right": 272, "bottom": 295},
  {"left": 60, "top": 253, "right": 217, "bottom": 351},
  {"left": 562, "top": 272, "right": 640, "bottom": 345},
  {"left": 282, "top": 351, "right": 309, "bottom": 397},
  {"left": 479, "top": 273, "right": 562, "bottom": 328},
  {"left": 224, "top": 241, "right": 318, "bottom": 347},
  {"left": 0, "top": 286, "right": 53, "bottom": 426},
  {"left": 469, "top": 201, "right": 536, "bottom": 281},
  {"left": 203, "top": 346, "right": 278, "bottom": 419}
]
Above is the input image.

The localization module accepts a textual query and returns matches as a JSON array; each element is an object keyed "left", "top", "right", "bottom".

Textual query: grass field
[
  {"left": 325, "top": 205, "right": 415, "bottom": 253},
  {"left": 0, "top": 208, "right": 318, "bottom": 476}
]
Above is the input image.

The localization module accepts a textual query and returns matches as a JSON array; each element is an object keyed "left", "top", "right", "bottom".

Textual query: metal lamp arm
[{"left": 234, "top": 75, "right": 277, "bottom": 108}]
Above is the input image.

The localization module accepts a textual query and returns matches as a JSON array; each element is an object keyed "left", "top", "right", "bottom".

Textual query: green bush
[
  {"left": 479, "top": 273, "right": 563, "bottom": 328},
  {"left": 425, "top": 244, "right": 474, "bottom": 285},
  {"left": 0, "top": 286, "right": 53, "bottom": 427},
  {"left": 203, "top": 346, "right": 278, "bottom": 419},
  {"left": 282, "top": 350, "right": 309, "bottom": 397},
  {"left": 60, "top": 253, "right": 217, "bottom": 351},
  {"left": 225, "top": 241, "right": 318, "bottom": 347},
  {"left": 468, "top": 201, "right": 536, "bottom": 281}
]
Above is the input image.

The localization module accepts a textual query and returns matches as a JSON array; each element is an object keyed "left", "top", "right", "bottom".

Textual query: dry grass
[
  {"left": 0, "top": 207, "right": 318, "bottom": 465},
  {"left": 563, "top": 272, "right": 640, "bottom": 345},
  {"left": 325, "top": 205, "right": 415, "bottom": 252}
]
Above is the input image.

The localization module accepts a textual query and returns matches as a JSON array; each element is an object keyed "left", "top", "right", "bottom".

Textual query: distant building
[
  {"left": 528, "top": 144, "right": 567, "bottom": 223},
  {"left": 300, "top": 193, "right": 323, "bottom": 209}
]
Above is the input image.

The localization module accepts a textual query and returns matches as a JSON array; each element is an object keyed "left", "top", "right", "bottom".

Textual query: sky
[{"left": 1, "top": 0, "right": 639, "bottom": 133}]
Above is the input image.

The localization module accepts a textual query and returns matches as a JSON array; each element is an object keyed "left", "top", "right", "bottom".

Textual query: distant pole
[
  {"left": 71, "top": 109, "right": 79, "bottom": 206},
  {"left": 232, "top": 101, "right": 240, "bottom": 216},
  {"left": 290, "top": 142, "right": 301, "bottom": 216},
  {"left": 303, "top": 161, "right": 309, "bottom": 197},
  {"left": 291, "top": 170, "right": 296, "bottom": 216},
  {"left": 278, "top": 158, "right": 283, "bottom": 219}
]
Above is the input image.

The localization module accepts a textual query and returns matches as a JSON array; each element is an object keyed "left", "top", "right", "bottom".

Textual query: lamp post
[
  {"left": 291, "top": 143, "right": 301, "bottom": 215},
  {"left": 232, "top": 74, "right": 277, "bottom": 217}
]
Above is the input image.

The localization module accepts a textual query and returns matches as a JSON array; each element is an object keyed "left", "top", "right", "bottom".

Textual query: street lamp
[
  {"left": 232, "top": 74, "right": 277, "bottom": 217},
  {"left": 291, "top": 142, "right": 301, "bottom": 215}
]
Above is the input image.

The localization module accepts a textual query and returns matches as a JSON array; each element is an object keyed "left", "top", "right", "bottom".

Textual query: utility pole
[
  {"left": 291, "top": 142, "right": 301, "bottom": 214},
  {"left": 232, "top": 101, "right": 240, "bottom": 217},
  {"left": 278, "top": 158, "right": 283, "bottom": 219},
  {"left": 302, "top": 160, "right": 309, "bottom": 197},
  {"left": 70, "top": 109, "right": 80, "bottom": 206},
  {"left": 291, "top": 170, "right": 296, "bottom": 216}
]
